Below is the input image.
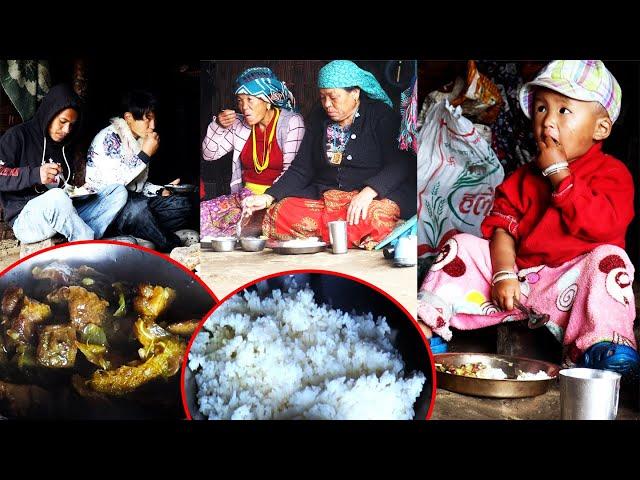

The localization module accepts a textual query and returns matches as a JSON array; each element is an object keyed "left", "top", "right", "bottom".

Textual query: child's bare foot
[{"left": 417, "top": 320, "right": 433, "bottom": 339}]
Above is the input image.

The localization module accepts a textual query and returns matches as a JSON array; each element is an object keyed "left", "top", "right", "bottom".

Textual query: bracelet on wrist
[
  {"left": 492, "top": 270, "right": 515, "bottom": 280},
  {"left": 542, "top": 162, "right": 569, "bottom": 177},
  {"left": 491, "top": 270, "right": 519, "bottom": 286},
  {"left": 544, "top": 166, "right": 569, "bottom": 177}
]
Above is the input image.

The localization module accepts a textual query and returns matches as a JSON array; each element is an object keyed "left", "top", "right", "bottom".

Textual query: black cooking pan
[
  {"left": 184, "top": 273, "right": 433, "bottom": 420},
  {"left": 0, "top": 241, "right": 216, "bottom": 419}
]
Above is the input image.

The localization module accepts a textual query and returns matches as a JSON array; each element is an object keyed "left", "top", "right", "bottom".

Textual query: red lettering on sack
[{"left": 458, "top": 188, "right": 494, "bottom": 216}]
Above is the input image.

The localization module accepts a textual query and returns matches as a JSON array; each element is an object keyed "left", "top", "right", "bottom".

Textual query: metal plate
[
  {"left": 434, "top": 353, "right": 560, "bottom": 398},
  {"left": 266, "top": 239, "right": 327, "bottom": 255},
  {"left": 68, "top": 191, "right": 98, "bottom": 200},
  {"left": 163, "top": 184, "right": 197, "bottom": 194}
]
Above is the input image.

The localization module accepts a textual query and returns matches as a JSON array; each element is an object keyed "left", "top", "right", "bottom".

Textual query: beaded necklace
[{"left": 252, "top": 107, "right": 280, "bottom": 174}]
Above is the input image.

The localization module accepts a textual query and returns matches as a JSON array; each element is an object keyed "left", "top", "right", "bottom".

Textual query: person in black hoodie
[
  {"left": 241, "top": 61, "right": 416, "bottom": 250},
  {"left": 0, "top": 84, "right": 128, "bottom": 244}
]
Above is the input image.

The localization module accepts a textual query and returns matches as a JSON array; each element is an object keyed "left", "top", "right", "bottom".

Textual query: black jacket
[
  {"left": 0, "top": 84, "right": 82, "bottom": 224},
  {"left": 266, "top": 95, "right": 416, "bottom": 218}
]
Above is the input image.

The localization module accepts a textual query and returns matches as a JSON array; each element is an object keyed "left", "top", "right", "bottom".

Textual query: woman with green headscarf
[{"left": 242, "top": 60, "right": 416, "bottom": 250}]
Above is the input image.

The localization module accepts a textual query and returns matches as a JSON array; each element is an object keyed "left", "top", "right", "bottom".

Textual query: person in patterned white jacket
[{"left": 86, "top": 90, "right": 192, "bottom": 251}]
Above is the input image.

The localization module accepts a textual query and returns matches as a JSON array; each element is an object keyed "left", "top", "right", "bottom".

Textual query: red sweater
[{"left": 481, "top": 143, "right": 634, "bottom": 268}]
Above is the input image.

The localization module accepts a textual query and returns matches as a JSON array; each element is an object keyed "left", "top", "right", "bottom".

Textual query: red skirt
[{"left": 262, "top": 190, "right": 400, "bottom": 250}]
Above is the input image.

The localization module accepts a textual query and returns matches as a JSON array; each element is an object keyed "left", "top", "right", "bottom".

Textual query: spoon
[
  {"left": 513, "top": 298, "right": 550, "bottom": 329},
  {"left": 235, "top": 206, "right": 251, "bottom": 239}
]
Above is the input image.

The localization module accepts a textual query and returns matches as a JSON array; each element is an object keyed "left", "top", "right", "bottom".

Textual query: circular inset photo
[
  {"left": 182, "top": 271, "right": 435, "bottom": 420},
  {"left": 0, "top": 241, "right": 216, "bottom": 419}
]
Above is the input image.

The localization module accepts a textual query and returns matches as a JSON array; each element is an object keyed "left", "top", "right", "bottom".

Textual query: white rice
[
  {"left": 475, "top": 367, "right": 508, "bottom": 380},
  {"left": 517, "top": 370, "right": 552, "bottom": 380},
  {"left": 188, "top": 286, "right": 426, "bottom": 420},
  {"left": 280, "top": 237, "right": 324, "bottom": 247}
]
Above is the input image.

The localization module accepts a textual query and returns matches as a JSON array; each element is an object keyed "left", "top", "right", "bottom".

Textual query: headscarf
[
  {"left": 233, "top": 67, "right": 296, "bottom": 111},
  {"left": 317, "top": 60, "right": 393, "bottom": 108}
]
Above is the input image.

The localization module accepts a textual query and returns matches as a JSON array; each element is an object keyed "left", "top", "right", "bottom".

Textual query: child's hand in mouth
[{"left": 536, "top": 134, "right": 567, "bottom": 171}]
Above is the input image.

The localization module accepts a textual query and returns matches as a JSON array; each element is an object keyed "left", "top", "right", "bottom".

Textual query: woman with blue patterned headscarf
[
  {"left": 201, "top": 67, "right": 305, "bottom": 238},
  {"left": 242, "top": 60, "right": 416, "bottom": 250},
  {"left": 233, "top": 67, "right": 296, "bottom": 111}
]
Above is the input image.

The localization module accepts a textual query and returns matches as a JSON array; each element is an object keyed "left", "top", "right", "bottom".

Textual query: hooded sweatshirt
[{"left": 0, "top": 84, "right": 82, "bottom": 225}]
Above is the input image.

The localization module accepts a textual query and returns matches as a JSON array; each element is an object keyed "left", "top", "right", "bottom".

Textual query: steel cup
[
  {"left": 328, "top": 221, "right": 348, "bottom": 254},
  {"left": 559, "top": 368, "right": 621, "bottom": 420}
]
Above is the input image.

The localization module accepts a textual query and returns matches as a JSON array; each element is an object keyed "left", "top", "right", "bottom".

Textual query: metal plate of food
[
  {"left": 163, "top": 184, "right": 197, "bottom": 194},
  {"left": 65, "top": 185, "right": 98, "bottom": 200},
  {"left": 266, "top": 239, "right": 327, "bottom": 255},
  {"left": 434, "top": 352, "right": 560, "bottom": 398}
]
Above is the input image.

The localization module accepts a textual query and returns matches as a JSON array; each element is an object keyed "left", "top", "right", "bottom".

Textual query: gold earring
[{"left": 267, "top": 104, "right": 271, "bottom": 110}]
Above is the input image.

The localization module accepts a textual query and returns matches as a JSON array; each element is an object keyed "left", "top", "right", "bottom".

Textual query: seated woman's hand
[
  {"left": 491, "top": 278, "right": 520, "bottom": 311},
  {"left": 347, "top": 186, "right": 378, "bottom": 225},
  {"left": 216, "top": 109, "right": 237, "bottom": 128},
  {"left": 242, "top": 194, "right": 275, "bottom": 214}
]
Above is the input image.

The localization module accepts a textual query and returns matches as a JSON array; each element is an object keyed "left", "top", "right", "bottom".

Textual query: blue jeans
[{"left": 12, "top": 185, "right": 128, "bottom": 243}]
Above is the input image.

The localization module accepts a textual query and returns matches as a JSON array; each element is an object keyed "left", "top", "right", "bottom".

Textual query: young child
[{"left": 418, "top": 60, "right": 639, "bottom": 377}]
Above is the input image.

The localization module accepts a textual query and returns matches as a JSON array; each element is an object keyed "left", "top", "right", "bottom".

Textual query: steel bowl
[
  {"left": 240, "top": 237, "right": 266, "bottom": 252},
  {"left": 434, "top": 352, "right": 560, "bottom": 398},
  {"left": 209, "top": 237, "right": 237, "bottom": 252}
]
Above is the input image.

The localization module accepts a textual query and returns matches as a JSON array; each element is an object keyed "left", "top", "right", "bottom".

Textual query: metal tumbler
[
  {"left": 559, "top": 368, "right": 621, "bottom": 420},
  {"left": 328, "top": 220, "right": 348, "bottom": 254}
]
